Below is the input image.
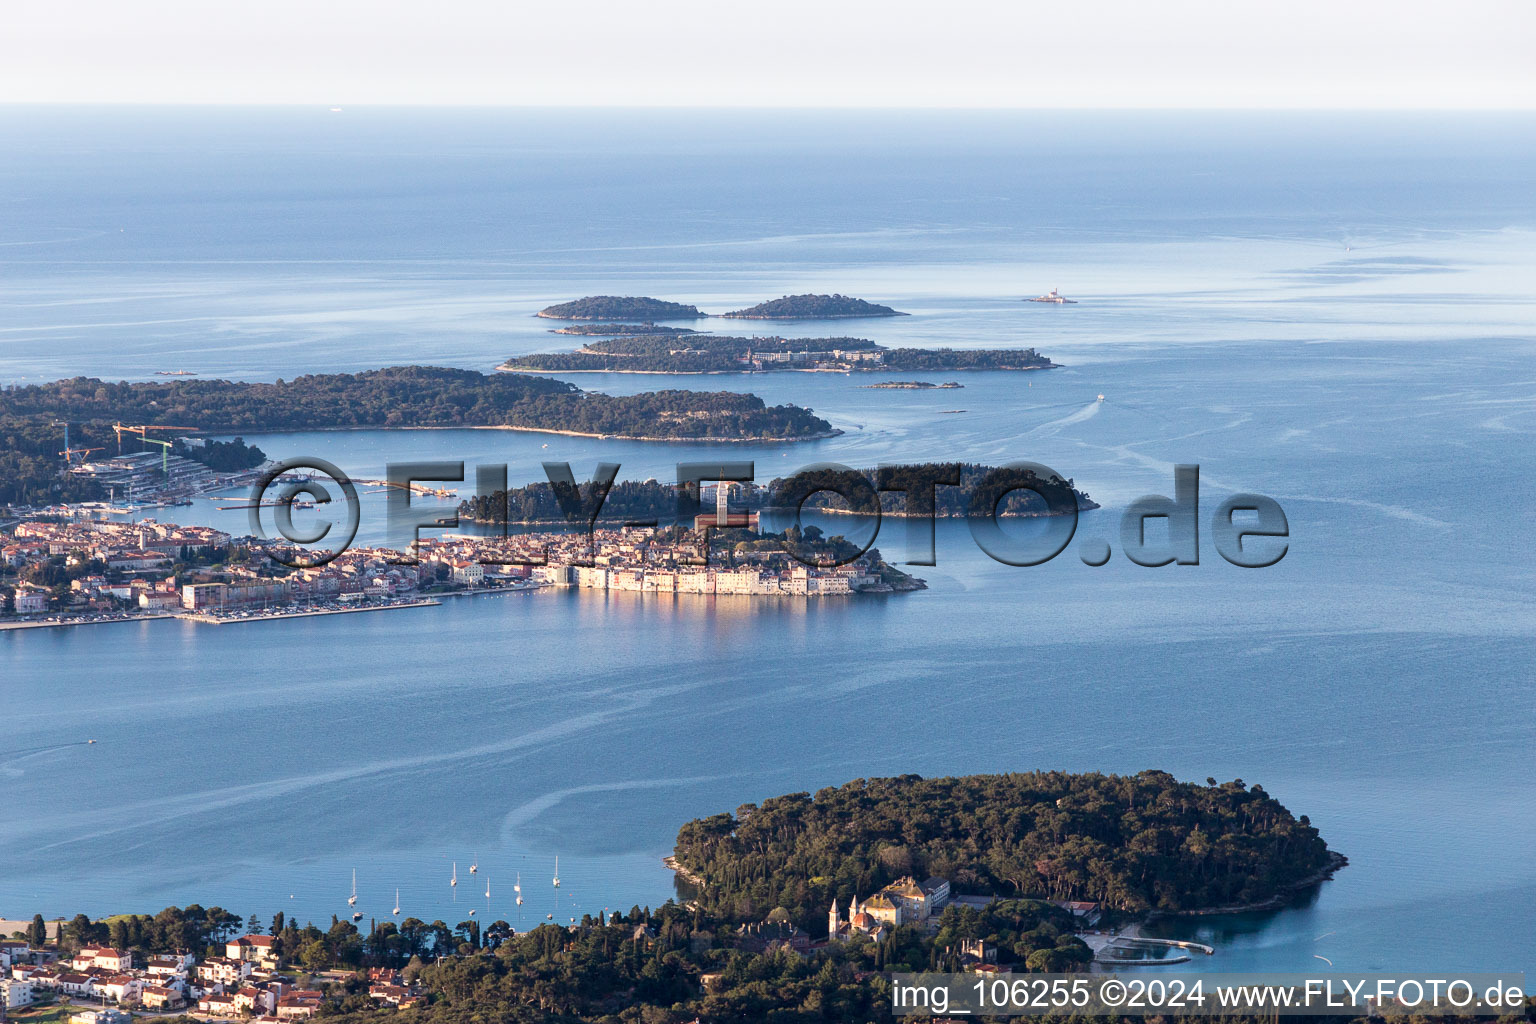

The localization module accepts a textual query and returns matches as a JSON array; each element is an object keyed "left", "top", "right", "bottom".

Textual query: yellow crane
[
  {"left": 111, "top": 423, "right": 199, "bottom": 475},
  {"left": 59, "top": 445, "right": 105, "bottom": 465},
  {"left": 111, "top": 422, "right": 197, "bottom": 450}
]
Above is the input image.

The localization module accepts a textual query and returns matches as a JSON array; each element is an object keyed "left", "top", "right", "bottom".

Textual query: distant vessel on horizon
[{"left": 1028, "top": 287, "right": 1077, "bottom": 304}]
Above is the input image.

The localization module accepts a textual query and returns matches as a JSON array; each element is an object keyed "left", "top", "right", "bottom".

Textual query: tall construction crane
[
  {"left": 53, "top": 419, "right": 104, "bottom": 466},
  {"left": 59, "top": 445, "right": 105, "bottom": 465},
  {"left": 111, "top": 422, "right": 199, "bottom": 476},
  {"left": 141, "top": 436, "right": 176, "bottom": 475},
  {"left": 112, "top": 422, "right": 198, "bottom": 453}
]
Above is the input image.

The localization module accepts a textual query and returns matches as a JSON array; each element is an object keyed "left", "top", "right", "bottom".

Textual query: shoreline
[
  {"left": 0, "top": 613, "right": 175, "bottom": 632},
  {"left": 535, "top": 312, "right": 708, "bottom": 321},
  {"left": 215, "top": 423, "right": 844, "bottom": 443},
  {"left": 173, "top": 600, "right": 440, "bottom": 625},
  {"left": 497, "top": 364, "right": 1056, "bottom": 376},
  {"left": 3, "top": 602, "right": 440, "bottom": 631},
  {"left": 771, "top": 498, "right": 1103, "bottom": 517},
  {"left": 457, "top": 503, "right": 1099, "bottom": 526},
  {"left": 1151, "top": 850, "right": 1350, "bottom": 917},
  {"left": 715, "top": 312, "right": 909, "bottom": 320},
  {"left": 662, "top": 856, "right": 706, "bottom": 887}
]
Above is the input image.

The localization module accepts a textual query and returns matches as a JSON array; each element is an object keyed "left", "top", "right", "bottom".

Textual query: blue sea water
[{"left": 1, "top": 109, "right": 1533, "bottom": 973}]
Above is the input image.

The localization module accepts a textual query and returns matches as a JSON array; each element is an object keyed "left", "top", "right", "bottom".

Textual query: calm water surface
[{"left": 1, "top": 110, "right": 1533, "bottom": 973}]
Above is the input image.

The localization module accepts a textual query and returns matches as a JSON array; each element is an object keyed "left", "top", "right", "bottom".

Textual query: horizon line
[{"left": 3, "top": 101, "right": 1535, "bottom": 113}]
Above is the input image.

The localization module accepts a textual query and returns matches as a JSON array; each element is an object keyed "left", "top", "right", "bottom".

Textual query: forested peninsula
[
  {"left": 0, "top": 367, "right": 837, "bottom": 445},
  {"left": 500, "top": 335, "right": 1054, "bottom": 375}
]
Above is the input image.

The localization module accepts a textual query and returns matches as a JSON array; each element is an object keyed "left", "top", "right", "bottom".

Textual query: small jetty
[{"left": 1080, "top": 928, "right": 1214, "bottom": 965}]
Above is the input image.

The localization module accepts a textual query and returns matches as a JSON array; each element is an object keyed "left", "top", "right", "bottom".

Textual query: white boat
[
  {"left": 393, "top": 890, "right": 401, "bottom": 917},
  {"left": 451, "top": 862, "right": 458, "bottom": 887},
  {"left": 1097, "top": 394, "right": 1105, "bottom": 402},
  {"left": 348, "top": 870, "right": 358, "bottom": 907},
  {"left": 552, "top": 856, "right": 560, "bottom": 888},
  {"left": 515, "top": 872, "right": 523, "bottom": 906},
  {"left": 470, "top": 857, "right": 478, "bottom": 874},
  {"left": 485, "top": 878, "right": 491, "bottom": 900}
]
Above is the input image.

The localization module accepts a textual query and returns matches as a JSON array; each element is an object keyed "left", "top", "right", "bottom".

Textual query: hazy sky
[{"left": 4, "top": 0, "right": 1534, "bottom": 107}]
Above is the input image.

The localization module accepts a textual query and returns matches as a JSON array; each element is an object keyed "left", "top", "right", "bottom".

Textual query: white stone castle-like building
[{"left": 827, "top": 876, "right": 951, "bottom": 942}]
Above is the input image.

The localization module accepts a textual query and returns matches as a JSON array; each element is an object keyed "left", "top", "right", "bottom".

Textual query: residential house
[
  {"left": 70, "top": 1011, "right": 132, "bottom": 1024},
  {"left": 197, "top": 956, "right": 252, "bottom": 989},
  {"left": 275, "top": 990, "right": 323, "bottom": 1018},
  {"left": 198, "top": 992, "right": 238, "bottom": 1017},
  {"left": 227, "top": 935, "right": 279, "bottom": 966},
  {"left": 91, "top": 974, "right": 141, "bottom": 1005},
  {"left": 140, "top": 985, "right": 186, "bottom": 1010},
  {"left": 73, "top": 947, "right": 133, "bottom": 972}
]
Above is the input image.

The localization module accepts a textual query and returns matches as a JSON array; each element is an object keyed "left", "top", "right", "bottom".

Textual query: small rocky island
[
  {"left": 536, "top": 296, "right": 708, "bottom": 320},
  {"left": 863, "top": 380, "right": 963, "bottom": 389},
  {"left": 719, "top": 293, "right": 907, "bottom": 319}
]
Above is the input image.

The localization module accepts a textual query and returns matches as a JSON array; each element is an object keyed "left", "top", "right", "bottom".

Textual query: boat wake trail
[
  {"left": 0, "top": 740, "right": 94, "bottom": 772},
  {"left": 1022, "top": 399, "right": 1102, "bottom": 440}
]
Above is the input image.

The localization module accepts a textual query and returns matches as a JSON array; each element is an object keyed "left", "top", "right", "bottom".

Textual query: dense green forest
[
  {"left": 720, "top": 294, "right": 907, "bottom": 319},
  {"left": 0, "top": 367, "right": 835, "bottom": 442},
  {"left": 461, "top": 478, "right": 705, "bottom": 524},
  {"left": 27, "top": 900, "right": 1094, "bottom": 1023},
  {"left": 537, "top": 296, "right": 707, "bottom": 320},
  {"left": 881, "top": 347, "right": 1054, "bottom": 370},
  {"left": 674, "top": 772, "right": 1338, "bottom": 933},
  {"left": 0, "top": 424, "right": 265, "bottom": 507},
  {"left": 0, "top": 417, "right": 114, "bottom": 505},
  {"left": 775, "top": 463, "right": 1097, "bottom": 516},
  {"left": 501, "top": 334, "right": 1051, "bottom": 374},
  {"left": 459, "top": 464, "right": 1093, "bottom": 524},
  {"left": 173, "top": 436, "right": 268, "bottom": 471}
]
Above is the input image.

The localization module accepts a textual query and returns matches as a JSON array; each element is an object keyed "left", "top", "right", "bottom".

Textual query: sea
[{"left": 0, "top": 108, "right": 1533, "bottom": 973}]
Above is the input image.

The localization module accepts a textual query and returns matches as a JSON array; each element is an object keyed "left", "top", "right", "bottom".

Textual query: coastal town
[
  {"left": 0, "top": 876, "right": 1170, "bottom": 1024},
  {"left": 0, "top": 485, "right": 917, "bottom": 627},
  {"left": 0, "top": 877, "right": 1110, "bottom": 1024},
  {"left": 1, "top": 931, "right": 422, "bottom": 1022}
]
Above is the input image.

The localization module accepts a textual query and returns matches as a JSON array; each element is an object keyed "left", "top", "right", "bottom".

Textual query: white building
[
  {"left": 574, "top": 565, "right": 609, "bottom": 589},
  {"left": 73, "top": 947, "right": 133, "bottom": 972},
  {"left": 1, "top": 978, "right": 34, "bottom": 1009}
]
